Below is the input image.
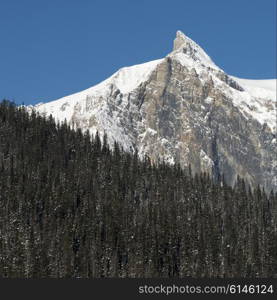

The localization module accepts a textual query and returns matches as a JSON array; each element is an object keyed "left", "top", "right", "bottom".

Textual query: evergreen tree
[{"left": 0, "top": 100, "right": 276, "bottom": 278}]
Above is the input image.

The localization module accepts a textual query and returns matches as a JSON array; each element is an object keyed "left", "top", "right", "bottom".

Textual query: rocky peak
[
  {"left": 171, "top": 30, "right": 218, "bottom": 70},
  {"left": 173, "top": 30, "right": 191, "bottom": 51}
]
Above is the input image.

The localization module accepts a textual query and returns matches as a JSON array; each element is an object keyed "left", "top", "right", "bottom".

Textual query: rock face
[{"left": 30, "top": 31, "right": 277, "bottom": 192}]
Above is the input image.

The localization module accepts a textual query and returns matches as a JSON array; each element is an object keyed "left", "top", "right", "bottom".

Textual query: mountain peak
[
  {"left": 173, "top": 30, "right": 193, "bottom": 51},
  {"left": 171, "top": 30, "right": 218, "bottom": 70}
]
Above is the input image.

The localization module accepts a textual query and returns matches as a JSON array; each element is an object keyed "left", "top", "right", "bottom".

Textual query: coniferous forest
[{"left": 0, "top": 100, "right": 276, "bottom": 278}]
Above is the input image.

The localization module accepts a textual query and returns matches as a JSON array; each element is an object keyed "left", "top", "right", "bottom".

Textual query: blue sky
[{"left": 0, "top": 0, "right": 276, "bottom": 105}]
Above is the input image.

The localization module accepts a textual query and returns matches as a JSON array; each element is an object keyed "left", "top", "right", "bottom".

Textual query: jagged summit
[
  {"left": 171, "top": 30, "right": 218, "bottom": 70},
  {"left": 173, "top": 30, "right": 197, "bottom": 51}
]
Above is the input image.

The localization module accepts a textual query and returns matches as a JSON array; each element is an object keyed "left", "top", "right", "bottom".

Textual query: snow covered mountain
[{"left": 29, "top": 30, "right": 277, "bottom": 192}]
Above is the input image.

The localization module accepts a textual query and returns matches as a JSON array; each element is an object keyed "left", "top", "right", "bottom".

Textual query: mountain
[{"left": 29, "top": 31, "right": 277, "bottom": 192}]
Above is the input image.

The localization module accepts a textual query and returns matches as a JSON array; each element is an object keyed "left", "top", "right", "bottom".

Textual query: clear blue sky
[{"left": 0, "top": 0, "right": 276, "bottom": 105}]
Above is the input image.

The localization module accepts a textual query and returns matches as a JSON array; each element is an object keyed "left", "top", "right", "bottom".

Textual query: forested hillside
[{"left": 0, "top": 100, "right": 276, "bottom": 278}]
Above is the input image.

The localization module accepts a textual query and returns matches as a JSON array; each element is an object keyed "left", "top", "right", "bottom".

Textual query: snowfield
[{"left": 229, "top": 77, "right": 276, "bottom": 131}]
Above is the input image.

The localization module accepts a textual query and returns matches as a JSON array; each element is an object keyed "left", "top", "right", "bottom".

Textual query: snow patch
[
  {"left": 200, "top": 149, "right": 214, "bottom": 168},
  {"left": 139, "top": 127, "right": 157, "bottom": 141},
  {"left": 226, "top": 77, "right": 276, "bottom": 131},
  {"left": 204, "top": 96, "right": 213, "bottom": 104},
  {"left": 146, "top": 128, "right": 157, "bottom": 136},
  {"left": 164, "top": 154, "right": 175, "bottom": 165},
  {"left": 231, "top": 77, "right": 276, "bottom": 99},
  {"left": 111, "top": 59, "right": 163, "bottom": 93}
]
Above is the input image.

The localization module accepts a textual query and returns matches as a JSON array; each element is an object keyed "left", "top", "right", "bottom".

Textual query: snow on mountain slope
[
  {"left": 110, "top": 59, "right": 164, "bottom": 93},
  {"left": 228, "top": 77, "right": 276, "bottom": 131},
  {"left": 231, "top": 77, "right": 276, "bottom": 99},
  {"left": 33, "top": 58, "right": 163, "bottom": 119}
]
